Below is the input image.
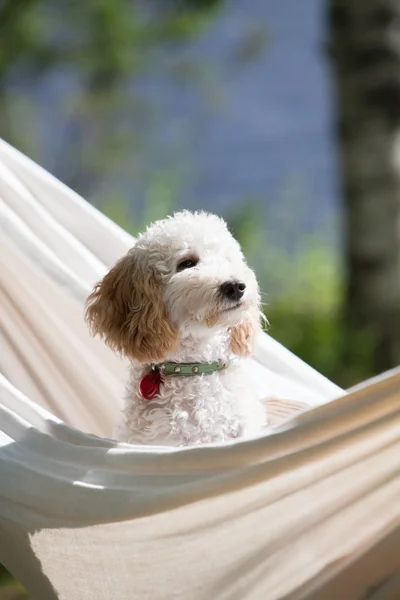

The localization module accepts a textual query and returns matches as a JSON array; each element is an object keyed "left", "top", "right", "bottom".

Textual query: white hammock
[{"left": 0, "top": 139, "right": 399, "bottom": 600}]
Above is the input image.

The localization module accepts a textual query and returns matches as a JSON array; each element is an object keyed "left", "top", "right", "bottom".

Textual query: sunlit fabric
[{"left": 0, "top": 140, "right": 399, "bottom": 600}]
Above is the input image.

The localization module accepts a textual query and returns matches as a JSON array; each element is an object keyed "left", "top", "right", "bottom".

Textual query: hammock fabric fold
[{"left": 0, "top": 139, "right": 399, "bottom": 600}]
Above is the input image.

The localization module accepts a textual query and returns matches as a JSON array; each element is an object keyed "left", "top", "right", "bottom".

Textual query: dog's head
[{"left": 85, "top": 211, "right": 262, "bottom": 363}]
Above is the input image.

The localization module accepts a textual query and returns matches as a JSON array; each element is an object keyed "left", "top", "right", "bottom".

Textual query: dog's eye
[{"left": 177, "top": 258, "right": 199, "bottom": 271}]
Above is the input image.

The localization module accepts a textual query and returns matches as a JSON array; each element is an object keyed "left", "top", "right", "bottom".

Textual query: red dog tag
[{"left": 139, "top": 369, "right": 161, "bottom": 400}]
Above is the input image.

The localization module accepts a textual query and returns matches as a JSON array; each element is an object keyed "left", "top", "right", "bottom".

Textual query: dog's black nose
[{"left": 220, "top": 280, "right": 246, "bottom": 302}]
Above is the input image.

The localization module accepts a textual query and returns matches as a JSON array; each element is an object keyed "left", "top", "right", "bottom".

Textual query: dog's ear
[
  {"left": 230, "top": 308, "right": 262, "bottom": 357},
  {"left": 85, "top": 250, "right": 179, "bottom": 363}
]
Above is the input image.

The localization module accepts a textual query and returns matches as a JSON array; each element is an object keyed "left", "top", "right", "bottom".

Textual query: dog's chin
[
  {"left": 202, "top": 301, "right": 249, "bottom": 329},
  {"left": 222, "top": 301, "right": 243, "bottom": 313},
  {"left": 220, "top": 302, "right": 248, "bottom": 324},
  {"left": 180, "top": 301, "right": 253, "bottom": 333}
]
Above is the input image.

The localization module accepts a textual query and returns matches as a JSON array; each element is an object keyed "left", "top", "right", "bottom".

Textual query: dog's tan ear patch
[
  {"left": 85, "top": 251, "right": 179, "bottom": 363},
  {"left": 230, "top": 310, "right": 262, "bottom": 357}
]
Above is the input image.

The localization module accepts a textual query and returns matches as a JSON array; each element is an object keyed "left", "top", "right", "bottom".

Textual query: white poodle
[{"left": 85, "top": 210, "right": 267, "bottom": 446}]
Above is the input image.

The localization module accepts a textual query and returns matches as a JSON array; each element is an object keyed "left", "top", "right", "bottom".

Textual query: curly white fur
[{"left": 86, "top": 211, "right": 267, "bottom": 446}]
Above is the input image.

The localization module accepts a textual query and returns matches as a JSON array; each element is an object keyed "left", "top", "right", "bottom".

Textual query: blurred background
[{"left": 1, "top": 0, "right": 400, "bottom": 596}]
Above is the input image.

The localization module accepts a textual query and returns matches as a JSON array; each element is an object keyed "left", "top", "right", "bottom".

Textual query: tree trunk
[{"left": 328, "top": 0, "right": 400, "bottom": 375}]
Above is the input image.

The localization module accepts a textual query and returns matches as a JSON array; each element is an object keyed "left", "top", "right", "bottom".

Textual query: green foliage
[
  {"left": 0, "top": 0, "right": 223, "bottom": 80},
  {"left": 227, "top": 197, "right": 376, "bottom": 387},
  {"left": 0, "top": 564, "right": 12, "bottom": 585},
  {"left": 228, "top": 201, "right": 342, "bottom": 385},
  {"left": 0, "top": 0, "right": 227, "bottom": 197}
]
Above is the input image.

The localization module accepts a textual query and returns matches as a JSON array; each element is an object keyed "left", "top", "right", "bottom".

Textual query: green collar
[{"left": 153, "top": 360, "right": 227, "bottom": 377}]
